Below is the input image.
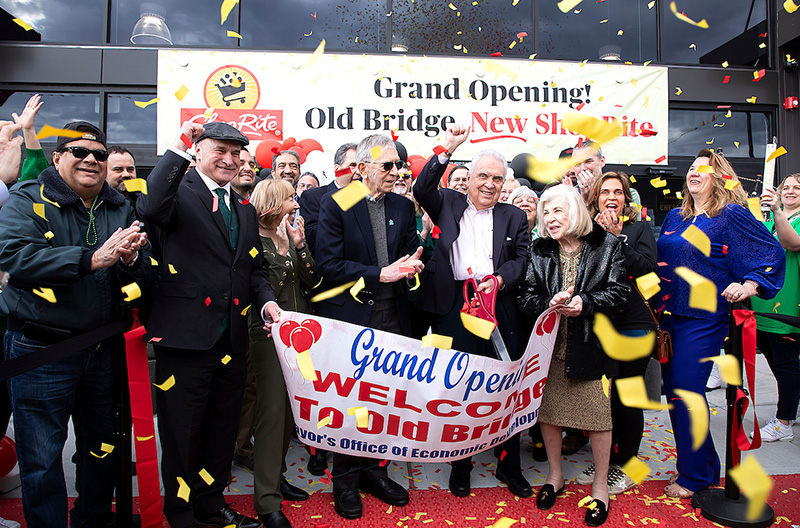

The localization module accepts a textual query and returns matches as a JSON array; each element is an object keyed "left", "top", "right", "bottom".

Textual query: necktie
[{"left": 214, "top": 188, "right": 235, "bottom": 249}]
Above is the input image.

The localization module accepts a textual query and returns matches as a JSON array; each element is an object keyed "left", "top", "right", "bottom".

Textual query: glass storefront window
[
  {"left": 668, "top": 109, "right": 769, "bottom": 159},
  {"left": 106, "top": 94, "right": 157, "bottom": 144},
  {"left": 0, "top": 0, "right": 104, "bottom": 43},
  {"left": 660, "top": 0, "right": 768, "bottom": 67},
  {"left": 110, "top": 0, "right": 236, "bottom": 47},
  {"left": 240, "top": 0, "right": 386, "bottom": 51},
  {"left": 392, "top": 0, "right": 533, "bottom": 57},
  {"left": 537, "top": 0, "right": 657, "bottom": 63},
  {"left": 0, "top": 92, "right": 100, "bottom": 143}
]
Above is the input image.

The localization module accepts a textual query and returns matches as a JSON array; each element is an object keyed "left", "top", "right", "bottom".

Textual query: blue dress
[{"left": 655, "top": 204, "right": 785, "bottom": 492}]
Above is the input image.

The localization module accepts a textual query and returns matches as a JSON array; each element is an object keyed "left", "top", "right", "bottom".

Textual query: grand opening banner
[
  {"left": 157, "top": 49, "right": 668, "bottom": 164},
  {"left": 272, "top": 308, "right": 560, "bottom": 462}
]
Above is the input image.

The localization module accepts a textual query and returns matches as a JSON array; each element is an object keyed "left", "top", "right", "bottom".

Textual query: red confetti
[
  {"left": 467, "top": 267, "right": 473, "bottom": 275},
  {"left": 655, "top": 155, "right": 666, "bottom": 163},
  {"left": 234, "top": 298, "right": 239, "bottom": 305},
  {"left": 576, "top": 102, "right": 586, "bottom": 111},
  {"left": 517, "top": 32, "right": 528, "bottom": 39},
  {"left": 399, "top": 266, "right": 414, "bottom": 273},
  {"left": 722, "top": 75, "right": 730, "bottom": 84},
  {"left": 242, "top": 199, "right": 250, "bottom": 205},
  {"left": 149, "top": 337, "right": 162, "bottom": 342},
  {"left": 499, "top": 450, "right": 507, "bottom": 461},
  {"left": 760, "top": 32, "right": 767, "bottom": 37},
  {"left": 722, "top": 245, "right": 729, "bottom": 254},
  {"left": 721, "top": 174, "right": 732, "bottom": 180},
  {"left": 205, "top": 297, "right": 211, "bottom": 306},
  {"left": 309, "top": 446, "right": 316, "bottom": 455},
  {"left": 433, "top": 145, "right": 447, "bottom": 155},
  {"left": 320, "top": 477, "right": 331, "bottom": 485},
  {"left": 491, "top": 52, "right": 503, "bottom": 57},
  {"left": 753, "top": 69, "right": 765, "bottom": 82},
  {"left": 311, "top": 11, "right": 316, "bottom": 19},
  {"left": 391, "top": 130, "right": 399, "bottom": 142},
  {"left": 577, "top": 137, "right": 584, "bottom": 148},
  {"left": 335, "top": 167, "right": 352, "bottom": 177},
  {"left": 641, "top": 207, "right": 648, "bottom": 219},
  {"left": 662, "top": 294, "right": 671, "bottom": 301},
  {"left": 639, "top": 129, "right": 658, "bottom": 137},
  {"left": 324, "top": 468, "right": 333, "bottom": 479},
  {"left": 717, "top": 105, "right": 732, "bottom": 108},
  {"left": 431, "top": 226, "right": 441, "bottom": 239},
  {"left": 180, "top": 133, "right": 192, "bottom": 149},
  {"left": 379, "top": 459, "right": 388, "bottom": 467}
]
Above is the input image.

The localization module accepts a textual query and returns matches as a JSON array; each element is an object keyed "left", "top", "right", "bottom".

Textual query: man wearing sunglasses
[
  {"left": 0, "top": 121, "right": 152, "bottom": 528},
  {"left": 315, "top": 134, "right": 424, "bottom": 519}
]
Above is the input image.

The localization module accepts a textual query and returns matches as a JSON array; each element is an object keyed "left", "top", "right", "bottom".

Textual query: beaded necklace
[{"left": 85, "top": 195, "right": 99, "bottom": 246}]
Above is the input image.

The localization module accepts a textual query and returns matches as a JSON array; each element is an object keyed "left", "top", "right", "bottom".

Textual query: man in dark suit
[
  {"left": 137, "top": 121, "right": 280, "bottom": 528},
  {"left": 298, "top": 142, "right": 357, "bottom": 256},
  {"left": 315, "top": 134, "right": 424, "bottom": 519},
  {"left": 413, "top": 125, "right": 532, "bottom": 499}
]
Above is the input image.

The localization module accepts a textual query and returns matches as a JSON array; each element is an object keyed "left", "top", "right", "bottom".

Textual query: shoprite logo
[{"left": 204, "top": 65, "right": 260, "bottom": 110}]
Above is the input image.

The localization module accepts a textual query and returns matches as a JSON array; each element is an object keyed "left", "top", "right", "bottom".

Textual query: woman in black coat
[{"left": 517, "top": 184, "right": 629, "bottom": 526}]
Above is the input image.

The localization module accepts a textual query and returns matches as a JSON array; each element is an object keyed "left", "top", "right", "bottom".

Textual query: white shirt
[
  {"left": 195, "top": 169, "right": 232, "bottom": 208},
  {"left": 450, "top": 198, "right": 495, "bottom": 280}
]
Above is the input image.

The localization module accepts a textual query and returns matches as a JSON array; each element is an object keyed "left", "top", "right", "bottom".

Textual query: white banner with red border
[
  {"left": 157, "top": 50, "right": 668, "bottom": 165},
  {"left": 272, "top": 307, "right": 560, "bottom": 462}
]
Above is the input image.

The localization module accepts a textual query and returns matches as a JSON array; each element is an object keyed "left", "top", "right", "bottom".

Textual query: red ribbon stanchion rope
[{"left": 730, "top": 309, "right": 761, "bottom": 463}]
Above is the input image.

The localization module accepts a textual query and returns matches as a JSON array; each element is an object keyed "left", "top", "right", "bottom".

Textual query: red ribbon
[
  {"left": 730, "top": 309, "right": 761, "bottom": 460},
  {"left": 125, "top": 314, "right": 163, "bottom": 527}
]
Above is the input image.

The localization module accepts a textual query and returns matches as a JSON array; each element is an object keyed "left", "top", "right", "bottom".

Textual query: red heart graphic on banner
[
  {"left": 290, "top": 326, "right": 315, "bottom": 353},
  {"left": 536, "top": 312, "right": 557, "bottom": 336},
  {"left": 279, "top": 321, "right": 300, "bottom": 346},
  {"left": 301, "top": 319, "right": 322, "bottom": 344}
]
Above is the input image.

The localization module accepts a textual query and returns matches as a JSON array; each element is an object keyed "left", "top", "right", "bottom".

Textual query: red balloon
[
  {"left": 282, "top": 137, "right": 296, "bottom": 149},
  {"left": 301, "top": 319, "right": 322, "bottom": 343},
  {"left": 279, "top": 320, "right": 300, "bottom": 346},
  {"left": 288, "top": 145, "right": 307, "bottom": 164},
  {"left": 410, "top": 158, "right": 428, "bottom": 179},
  {"left": 290, "top": 326, "right": 315, "bottom": 353},
  {"left": 407, "top": 154, "right": 424, "bottom": 165},
  {"left": 297, "top": 138, "right": 323, "bottom": 154},
  {"left": 255, "top": 139, "right": 282, "bottom": 168},
  {"left": 0, "top": 437, "right": 16, "bottom": 479}
]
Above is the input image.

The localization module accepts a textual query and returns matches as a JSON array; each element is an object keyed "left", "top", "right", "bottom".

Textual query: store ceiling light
[{"left": 131, "top": 3, "right": 172, "bottom": 46}]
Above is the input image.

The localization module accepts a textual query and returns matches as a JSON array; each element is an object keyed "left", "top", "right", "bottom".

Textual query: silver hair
[
  {"left": 508, "top": 186, "right": 538, "bottom": 204},
  {"left": 536, "top": 183, "right": 593, "bottom": 239},
  {"left": 469, "top": 149, "right": 508, "bottom": 176},
  {"left": 356, "top": 134, "right": 396, "bottom": 164},
  {"left": 573, "top": 140, "right": 603, "bottom": 161},
  {"left": 334, "top": 142, "right": 357, "bottom": 166}
]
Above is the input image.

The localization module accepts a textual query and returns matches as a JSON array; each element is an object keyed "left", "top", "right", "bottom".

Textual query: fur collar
[{"left": 38, "top": 166, "right": 125, "bottom": 207}]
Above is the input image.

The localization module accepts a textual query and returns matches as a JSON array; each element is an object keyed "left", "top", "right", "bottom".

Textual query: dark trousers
[
  {"left": 432, "top": 284, "right": 525, "bottom": 477},
  {"left": 610, "top": 330, "right": 652, "bottom": 466},
  {"left": 331, "top": 300, "right": 400, "bottom": 490},
  {"left": 155, "top": 329, "right": 246, "bottom": 528},
  {"left": 235, "top": 346, "right": 257, "bottom": 457},
  {"left": 757, "top": 330, "right": 800, "bottom": 422}
]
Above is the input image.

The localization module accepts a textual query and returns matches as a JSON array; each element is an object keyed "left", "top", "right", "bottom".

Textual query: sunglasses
[
  {"left": 60, "top": 146, "right": 109, "bottom": 162},
  {"left": 371, "top": 160, "right": 404, "bottom": 171}
]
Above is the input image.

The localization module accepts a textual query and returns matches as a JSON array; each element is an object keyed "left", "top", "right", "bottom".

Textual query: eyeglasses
[
  {"left": 371, "top": 160, "right": 404, "bottom": 171},
  {"left": 398, "top": 174, "right": 412, "bottom": 180},
  {"left": 60, "top": 146, "right": 109, "bottom": 162}
]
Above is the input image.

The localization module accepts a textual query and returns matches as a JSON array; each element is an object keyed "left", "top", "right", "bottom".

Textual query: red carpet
[{"left": 1, "top": 476, "right": 799, "bottom": 527}]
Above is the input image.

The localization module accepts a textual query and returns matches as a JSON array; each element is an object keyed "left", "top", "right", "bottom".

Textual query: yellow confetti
[
  {"left": 681, "top": 224, "right": 711, "bottom": 257},
  {"left": 689, "top": 43, "right": 697, "bottom": 49},
  {"left": 297, "top": 351, "right": 318, "bottom": 381},
  {"left": 203, "top": 107, "right": 215, "bottom": 119},
  {"left": 101, "top": 443, "right": 115, "bottom": 453},
  {"left": 509, "top": 41, "right": 517, "bottom": 49},
  {"left": 675, "top": 87, "right": 683, "bottom": 95},
  {"left": 730, "top": 456, "right": 773, "bottom": 520},
  {"left": 676, "top": 191, "right": 683, "bottom": 199},
  {"left": 44, "top": 231, "right": 54, "bottom": 240},
  {"left": 410, "top": 273, "right": 421, "bottom": 291},
  {"left": 600, "top": 18, "right": 608, "bottom": 23},
  {"left": 33, "top": 202, "right": 47, "bottom": 221},
  {"left": 33, "top": 287, "right": 56, "bottom": 303},
  {"left": 249, "top": 247, "right": 259, "bottom": 258},
  {"left": 492, "top": 518, "right": 518, "bottom": 528},
  {"left": 348, "top": 406, "right": 370, "bottom": 428},
  {"left": 673, "top": 389, "right": 709, "bottom": 450},
  {"left": 621, "top": 457, "right": 650, "bottom": 484},
  {"left": 635, "top": 272, "right": 661, "bottom": 299},
  {"left": 121, "top": 282, "right": 142, "bottom": 302},
  {"left": 759, "top": 42, "right": 766, "bottom": 49},
  {"left": 696, "top": 165, "right": 714, "bottom": 173},
  {"left": 649, "top": 177, "right": 667, "bottom": 188},
  {"left": 629, "top": 176, "right": 637, "bottom": 183},
  {"left": 37, "top": 125, "right": 88, "bottom": 142},
  {"left": 724, "top": 179, "right": 741, "bottom": 191},
  {"left": 240, "top": 304, "right": 251, "bottom": 316},
  {"left": 460, "top": 312, "right": 496, "bottom": 340},
  {"left": 331, "top": 181, "right": 369, "bottom": 212},
  {"left": 773, "top": 302, "right": 781, "bottom": 313},
  {"left": 617, "top": 29, "right": 624, "bottom": 36},
  {"left": 90, "top": 451, "right": 109, "bottom": 458},
  {"left": 448, "top": 2, "right": 457, "bottom": 8},
  {"left": 199, "top": 468, "right": 214, "bottom": 485},
  {"left": 722, "top": 61, "right": 729, "bottom": 67},
  {"left": 557, "top": 0, "right": 584, "bottom": 12},
  {"left": 601, "top": 374, "right": 610, "bottom": 398},
  {"left": 350, "top": 276, "right": 366, "bottom": 303},
  {"left": 221, "top": 354, "right": 232, "bottom": 365},
  {"left": 317, "top": 415, "right": 332, "bottom": 429},
  {"left": 421, "top": 334, "right": 453, "bottom": 350},
  {"left": 578, "top": 496, "right": 595, "bottom": 507},
  {"left": 616, "top": 376, "right": 674, "bottom": 410},
  {"left": 174, "top": 85, "right": 189, "bottom": 101},
  {"left": 311, "top": 280, "right": 358, "bottom": 302},
  {"left": 644, "top": 60, "right": 652, "bottom": 66},
  {"left": 766, "top": 146, "right": 787, "bottom": 163},
  {"left": 663, "top": 189, "right": 671, "bottom": 195},
  {"left": 154, "top": 375, "right": 176, "bottom": 391},
  {"left": 304, "top": 39, "right": 326, "bottom": 68},
  {"left": 136, "top": 435, "right": 154, "bottom": 442},
  {"left": 150, "top": 256, "right": 159, "bottom": 266},
  {"left": 734, "top": 140, "right": 740, "bottom": 148},
  {"left": 227, "top": 30, "right": 243, "bottom": 39},
  {"left": 13, "top": 18, "right": 33, "bottom": 31},
  {"left": 705, "top": 138, "right": 714, "bottom": 145},
  {"left": 123, "top": 178, "right": 148, "bottom": 194},
  {"left": 220, "top": 0, "right": 238, "bottom": 23},
  {"left": 700, "top": 355, "right": 742, "bottom": 386},
  {"left": 482, "top": 60, "right": 518, "bottom": 82},
  {"left": 177, "top": 476, "right": 191, "bottom": 502},
  {"left": 746, "top": 96, "right": 757, "bottom": 103},
  {"left": 675, "top": 267, "right": 717, "bottom": 312},
  {"left": 168, "top": 264, "right": 178, "bottom": 274},
  {"left": 594, "top": 313, "right": 656, "bottom": 361},
  {"left": 747, "top": 197, "right": 764, "bottom": 222},
  {"left": 786, "top": 0, "right": 800, "bottom": 13},
  {"left": 647, "top": 0, "right": 655, "bottom": 7},
  {"left": 134, "top": 98, "right": 159, "bottom": 109},
  {"left": 561, "top": 112, "right": 622, "bottom": 144}
]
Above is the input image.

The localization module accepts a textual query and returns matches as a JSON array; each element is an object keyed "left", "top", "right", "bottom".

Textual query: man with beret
[
  {"left": 137, "top": 121, "right": 280, "bottom": 528},
  {"left": 0, "top": 121, "right": 151, "bottom": 527}
]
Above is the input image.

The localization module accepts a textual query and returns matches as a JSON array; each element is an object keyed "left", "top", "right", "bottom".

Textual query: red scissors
[{"left": 461, "top": 275, "right": 511, "bottom": 361}]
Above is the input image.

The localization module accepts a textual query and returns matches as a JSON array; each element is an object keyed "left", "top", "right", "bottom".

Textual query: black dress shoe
[
  {"left": 333, "top": 487, "right": 363, "bottom": 519},
  {"left": 359, "top": 477, "right": 409, "bottom": 506},
  {"left": 448, "top": 472, "right": 471, "bottom": 497},
  {"left": 280, "top": 477, "right": 309, "bottom": 501},
  {"left": 536, "top": 483, "right": 565, "bottom": 510},
  {"left": 496, "top": 467, "right": 533, "bottom": 498},
  {"left": 259, "top": 511, "right": 291, "bottom": 528},
  {"left": 585, "top": 498, "right": 610, "bottom": 526},
  {"left": 195, "top": 505, "right": 262, "bottom": 528},
  {"left": 307, "top": 451, "right": 328, "bottom": 476}
]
